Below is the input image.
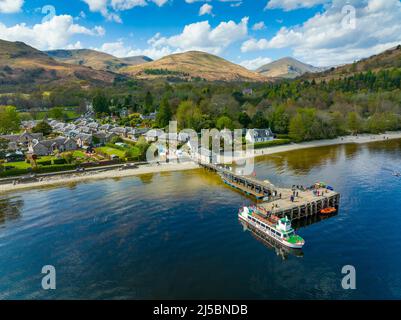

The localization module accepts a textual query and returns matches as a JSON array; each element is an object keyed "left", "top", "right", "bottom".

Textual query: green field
[{"left": 96, "top": 146, "right": 126, "bottom": 158}]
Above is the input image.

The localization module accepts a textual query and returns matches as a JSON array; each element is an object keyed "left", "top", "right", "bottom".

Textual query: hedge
[
  {"left": 0, "top": 164, "right": 77, "bottom": 178},
  {"left": 37, "top": 160, "right": 52, "bottom": 166},
  {"left": 53, "top": 158, "right": 67, "bottom": 165},
  {"left": 0, "top": 168, "right": 31, "bottom": 178},
  {"left": 253, "top": 139, "right": 292, "bottom": 149},
  {"left": 35, "top": 164, "right": 76, "bottom": 174}
]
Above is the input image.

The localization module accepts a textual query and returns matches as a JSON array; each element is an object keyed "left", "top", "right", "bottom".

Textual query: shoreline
[
  {"left": 245, "top": 131, "right": 401, "bottom": 160},
  {"left": 1, "top": 131, "right": 401, "bottom": 194}
]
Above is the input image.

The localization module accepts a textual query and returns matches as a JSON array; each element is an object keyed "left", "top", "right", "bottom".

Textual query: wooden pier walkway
[{"left": 199, "top": 162, "right": 340, "bottom": 221}]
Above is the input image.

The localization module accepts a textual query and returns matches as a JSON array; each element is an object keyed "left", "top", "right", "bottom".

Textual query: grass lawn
[
  {"left": 128, "top": 146, "right": 141, "bottom": 157},
  {"left": 96, "top": 146, "right": 126, "bottom": 158},
  {"left": 3, "top": 161, "right": 31, "bottom": 169},
  {"left": 71, "top": 150, "right": 87, "bottom": 158}
]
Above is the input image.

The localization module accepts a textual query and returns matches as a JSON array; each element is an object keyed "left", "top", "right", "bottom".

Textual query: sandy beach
[
  {"left": 1, "top": 131, "right": 401, "bottom": 194},
  {"left": 0, "top": 162, "right": 199, "bottom": 194}
]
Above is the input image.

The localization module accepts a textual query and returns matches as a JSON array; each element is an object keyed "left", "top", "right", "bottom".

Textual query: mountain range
[
  {"left": 120, "top": 51, "right": 267, "bottom": 82},
  {"left": 46, "top": 49, "right": 152, "bottom": 72},
  {"left": 256, "top": 57, "right": 324, "bottom": 79},
  {"left": 0, "top": 38, "right": 400, "bottom": 89}
]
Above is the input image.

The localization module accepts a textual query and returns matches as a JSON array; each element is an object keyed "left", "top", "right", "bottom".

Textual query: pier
[{"left": 199, "top": 162, "right": 340, "bottom": 221}]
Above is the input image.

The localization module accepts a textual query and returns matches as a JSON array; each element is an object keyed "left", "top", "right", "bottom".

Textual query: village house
[
  {"left": 144, "top": 129, "right": 164, "bottom": 142},
  {"left": 110, "top": 127, "right": 129, "bottom": 137},
  {"left": 75, "top": 133, "right": 93, "bottom": 148},
  {"left": 245, "top": 128, "right": 274, "bottom": 144},
  {"left": 92, "top": 132, "right": 117, "bottom": 146},
  {"left": 87, "top": 122, "right": 100, "bottom": 132},
  {"left": 28, "top": 137, "right": 78, "bottom": 156},
  {"left": 0, "top": 132, "right": 44, "bottom": 150},
  {"left": 99, "top": 124, "right": 114, "bottom": 131},
  {"left": 140, "top": 112, "right": 157, "bottom": 121},
  {"left": 242, "top": 88, "right": 253, "bottom": 95}
]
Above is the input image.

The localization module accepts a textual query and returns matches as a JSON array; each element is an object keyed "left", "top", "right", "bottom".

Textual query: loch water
[{"left": 1, "top": 140, "right": 401, "bottom": 299}]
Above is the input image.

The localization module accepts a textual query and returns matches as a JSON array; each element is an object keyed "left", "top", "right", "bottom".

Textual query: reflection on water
[
  {"left": 0, "top": 139, "right": 401, "bottom": 299},
  {"left": 239, "top": 211, "right": 338, "bottom": 260},
  {"left": 0, "top": 197, "right": 23, "bottom": 226},
  {"left": 239, "top": 220, "right": 304, "bottom": 259}
]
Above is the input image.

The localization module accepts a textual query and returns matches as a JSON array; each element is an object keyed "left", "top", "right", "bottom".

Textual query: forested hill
[{"left": 304, "top": 45, "right": 401, "bottom": 82}]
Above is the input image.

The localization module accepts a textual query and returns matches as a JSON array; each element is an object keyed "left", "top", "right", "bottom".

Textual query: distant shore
[
  {"left": 246, "top": 131, "right": 401, "bottom": 160},
  {"left": 1, "top": 132, "right": 401, "bottom": 194}
]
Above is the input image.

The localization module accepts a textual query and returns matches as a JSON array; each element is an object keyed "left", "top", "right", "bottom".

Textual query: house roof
[{"left": 250, "top": 128, "right": 274, "bottom": 138}]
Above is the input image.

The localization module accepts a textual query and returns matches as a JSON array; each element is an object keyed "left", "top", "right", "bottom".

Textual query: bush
[
  {"left": 37, "top": 160, "right": 52, "bottom": 166},
  {"left": 0, "top": 168, "right": 29, "bottom": 178},
  {"left": 276, "top": 134, "right": 292, "bottom": 140},
  {"left": 126, "top": 156, "right": 139, "bottom": 162},
  {"left": 35, "top": 164, "right": 76, "bottom": 174},
  {"left": 253, "top": 139, "right": 292, "bottom": 149},
  {"left": 106, "top": 143, "right": 126, "bottom": 151},
  {"left": 53, "top": 158, "right": 67, "bottom": 165},
  {"left": 110, "top": 136, "right": 123, "bottom": 144}
]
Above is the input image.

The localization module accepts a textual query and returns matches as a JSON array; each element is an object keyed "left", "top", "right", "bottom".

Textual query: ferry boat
[
  {"left": 238, "top": 206, "right": 305, "bottom": 249},
  {"left": 239, "top": 220, "right": 304, "bottom": 259}
]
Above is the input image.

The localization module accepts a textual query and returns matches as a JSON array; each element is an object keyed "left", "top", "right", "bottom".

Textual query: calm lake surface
[{"left": 1, "top": 140, "right": 401, "bottom": 299}]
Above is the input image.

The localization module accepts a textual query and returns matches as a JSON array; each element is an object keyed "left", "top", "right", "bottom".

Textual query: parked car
[{"left": 5, "top": 151, "right": 25, "bottom": 163}]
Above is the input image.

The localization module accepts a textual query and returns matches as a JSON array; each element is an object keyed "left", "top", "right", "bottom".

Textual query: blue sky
[{"left": 0, "top": 0, "right": 400, "bottom": 69}]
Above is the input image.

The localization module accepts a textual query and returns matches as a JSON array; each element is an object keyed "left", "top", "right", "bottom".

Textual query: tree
[
  {"left": 32, "top": 121, "right": 52, "bottom": 136},
  {"left": 347, "top": 112, "right": 362, "bottom": 134},
  {"left": 62, "top": 152, "right": 74, "bottom": 164},
  {"left": 269, "top": 105, "right": 290, "bottom": 134},
  {"left": 0, "top": 138, "right": 9, "bottom": 159},
  {"left": 48, "top": 107, "right": 65, "bottom": 120},
  {"left": 0, "top": 106, "right": 21, "bottom": 134},
  {"left": 135, "top": 136, "right": 150, "bottom": 160},
  {"left": 251, "top": 111, "right": 269, "bottom": 129},
  {"left": 238, "top": 112, "right": 252, "bottom": 128},
  {"left": 92, "top": 92, "right": 109, "bottom": 114},
  {"left": 289, "top": 108, "right": 318, "bottom": 142},
  {"left": 176, "top": 100, "right": 203, "bottom": 130},
  {"left": 144, "top": 91, "right": 154, "bottom": 114},
  {"left": 156, "top": 97, "right": 172, "bottom": 128},
  {"left": 216, "top": 115, "right": 234, "bottom": 130}
]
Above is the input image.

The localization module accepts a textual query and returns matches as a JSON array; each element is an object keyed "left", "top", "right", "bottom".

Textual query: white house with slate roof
[{"left": 245, "top": 129, "right": 274, "bottom": 144}]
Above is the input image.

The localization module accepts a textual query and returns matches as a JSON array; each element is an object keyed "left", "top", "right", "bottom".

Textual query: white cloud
[
  {"left": 0, "top": 15, "right": 105, "bottom": 50},
  {"left": 66, "top": 41, "right": 84, "bottom": 50},
  {"left": 82, "top": 0, "right": 169, "bottom": 22},
  {"left": 243, "top": 0, "right": 401, "bottom": 66},
  {"left": 185, "top": 0, "right": 210, "bottom": 3},
  {"left": 265, "top": 0, "right": 328, "bottom": 11},
  {"left": 0, "top": 0, "right": 24, "bottom": 13},
  {"left": 83, "top": 0, "right": 108, "bottom": 12},
  {"left": 239, "top": 56, "right": 272, "bottom": 70},
  {"left": 97, "top": 40, "right": 173, "bottom": 59},
  {"left": 111, "top": 0, "right": 147, "bottom": 11},
  {"left": 151, "top": 0, "right": 169, "bottom": 6},
  {"left": 151, "top": 17, "right": 249, "bottom": 55},
  {"left": 199, "top": 3, "right": 213, "bottom": 16},
  {"left": 252, "top": 21, "right": 266, "bottom": 30},
  {"left": 230, "top": 1, "right": 242, "bottom": 7}
]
